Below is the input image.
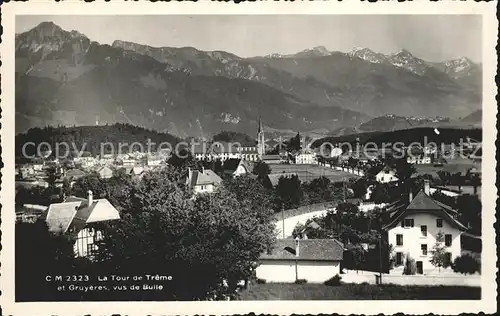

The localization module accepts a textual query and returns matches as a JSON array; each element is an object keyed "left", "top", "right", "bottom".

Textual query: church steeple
[{"left": 257, "top": 117, "right": 265, "bottom": 159}]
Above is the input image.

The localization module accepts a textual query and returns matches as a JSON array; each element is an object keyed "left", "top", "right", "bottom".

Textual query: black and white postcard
[{"left": 0, "top": 1, "right": 497, "bottom": 315}]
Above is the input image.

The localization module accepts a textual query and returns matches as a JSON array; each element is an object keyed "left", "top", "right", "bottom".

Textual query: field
[
  {"left": 238, "top": 283, "right": 481, "bottom": 300},
  {"left": 268, "top": 163, "right": 359, "bottom": 183}
]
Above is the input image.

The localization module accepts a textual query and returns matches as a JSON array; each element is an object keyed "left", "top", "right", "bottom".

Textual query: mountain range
[{"left": 15, "top": 21, "right": 482, "bottom": 138}]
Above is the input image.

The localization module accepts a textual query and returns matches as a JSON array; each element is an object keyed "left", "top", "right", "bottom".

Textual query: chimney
[
  {"left": 202, "top": 166, "right": 205, "bottom": 174},
  {"left": 88, "top": 190, "right": 93, "bottom": 205},
  {"left": 424, "top": 179, "right": 430, "bottom": 195},
  {"left": 295, "top": 237, "right": 300, "bottom": 257},
  {"left": 409, "top": 190, "right": 413, "bottom": 203}
]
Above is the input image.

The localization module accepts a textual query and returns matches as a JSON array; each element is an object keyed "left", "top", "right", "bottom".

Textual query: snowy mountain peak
[
  {"left": 311, "top": 46, "right": 330, "bottom": 55},
  {"left": 387, "top": 48, "right": 428, "bottom": 75},
  {"left": 443, "top": 56, "right": 475, "bottom": 74},
  {"left": 348, "top": 47, "right": 387, "bottom": 64}
]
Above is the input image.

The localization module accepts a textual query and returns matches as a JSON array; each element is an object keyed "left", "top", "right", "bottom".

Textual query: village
[{"left": 14, "top": 117, "right": 483, "bottom": 300}]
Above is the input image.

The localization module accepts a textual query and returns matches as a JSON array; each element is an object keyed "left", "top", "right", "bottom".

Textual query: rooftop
[{"left": 260, "top": 239, "right": 344, "bottom": 261}]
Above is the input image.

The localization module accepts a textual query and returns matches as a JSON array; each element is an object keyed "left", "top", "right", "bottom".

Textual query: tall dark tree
[
  {"left": 252, "top": 161, "right": 272, "bottom": 180},
  {"left": 288, "top": 133, "right": 302, "bottom": 152},
  {"left": 275, "top": 175, "right": 303, "bottom": 210}
]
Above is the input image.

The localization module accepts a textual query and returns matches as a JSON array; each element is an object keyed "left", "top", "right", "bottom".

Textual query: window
[
  {"left": 404, "top": 219, "right": 414, "bottom": 228},
  {"left": 445, "top": 234, "right": 452, "bottom": 247},
  {"left": 437, "top": 218, "right": 443, "bottom": 227},
  {"left": 445, "top": 252, "right": 452, "bottom": 265},
  {"left": 396, "top": 252, "right": 403, "bottom": 265},
  {"left": 396, "top": 234, "right": 403, "bottom": 246},
  {"left": 421, "top": 225, "right": 427, "bottom": 237},
  {"left": 421, "top": 244, "right": 427, "bottom": 256}
]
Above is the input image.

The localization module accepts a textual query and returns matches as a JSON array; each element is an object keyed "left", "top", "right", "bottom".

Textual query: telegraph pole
[
  {"left": 379, "top": 233, "right": 383, "bottom": 285},
  {"left": 282, "top": 204, "right": 285, "bottom": 239}
]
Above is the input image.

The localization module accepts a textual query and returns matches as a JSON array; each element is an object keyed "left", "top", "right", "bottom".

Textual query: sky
[{"left": 16, "top": 15, "right": 482, "bottom": 62}]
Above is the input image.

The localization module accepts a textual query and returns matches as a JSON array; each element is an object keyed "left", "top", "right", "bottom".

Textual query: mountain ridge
[{"left": 15, "top": 21, "right": 482, "bottom": 138}]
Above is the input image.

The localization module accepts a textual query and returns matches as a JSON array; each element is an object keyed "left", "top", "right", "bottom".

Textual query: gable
[
  {"left": 407, "top": 191, "right": 443, "bottom": 210},
  {"left": 86, "top": 199, "right": 121, "bottom": 223}
]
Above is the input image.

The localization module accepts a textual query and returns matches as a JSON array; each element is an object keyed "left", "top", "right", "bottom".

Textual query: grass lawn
[{"left": 239, "top": 283, "right": 481, "bottom": 300}]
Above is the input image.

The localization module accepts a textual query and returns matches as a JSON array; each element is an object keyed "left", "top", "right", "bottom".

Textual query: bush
[
  {"left": 294, "top": 279, "right": 307, "bottom": 284},
  {"left": 402, "top": 254, "right": 417, "bottom": 275},
  {"left": 324, "top": 274, "right": 342, "bottom": 286},
  {"left": 453, "top": 254, "right": 481, "bottom": 275},
  {"left": 256, "top": 278, "right": 267, "bottom": 284}
]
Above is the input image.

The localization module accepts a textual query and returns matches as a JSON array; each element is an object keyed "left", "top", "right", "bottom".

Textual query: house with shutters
[
  {"left": 382, "top": 180, "right": 467, "bottom": 274},
  {"left": 41, "top": 190, "right": 120, "bottom": 258}
]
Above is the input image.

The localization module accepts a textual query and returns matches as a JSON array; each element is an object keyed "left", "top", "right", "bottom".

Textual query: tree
[
  {"left": 457, "top": 194, "right": 482, "bottom": 235},
  {"left": 437, "top": 170, "right": 451, "bottom": 186},
  {"left": 343, "top": 244, "right": 366, "bottom": 273},
  {"left": 287, "top": 133, "right": 301, "bottom": 152},
  {"left": 336, "top": 203, "right": 360, "bottom": 225},
  {"left": 304, "top": 176, "right": 333, "bottom": 204},
  {"left": 16, "top": 221, "right": 76, "bottom": 301},
  {"left": 61, "top": 177, "right": 72, "bottom": 200},
  {"left": 274, "top": 175, "right": 303, "bottom": 210},
  {"left": 402, "top": 253, "right": 417, "bottom": 275},
  {"left": 393, "top": 158, "right": 416, "bottom": 190},
  {"left": 429, "top": 230, "right": 449, "bottom": 273},
  {"left": 371, "top": 183, "right": 391, "bottom": 204},
  {"left": 72, "top": 173, "right": 108, "bottom": 199},
  {"left": 46, "top": 167, "right": 58, "bottom": 188},
  {"left": 94, "top": 171, "right": 275, "bottom": 300},
  {"left": 453, "top": 254, "right": 480, "bottom": 275},
  {"left": 252, "top": 161, "right": 271, "bottom": 180}
]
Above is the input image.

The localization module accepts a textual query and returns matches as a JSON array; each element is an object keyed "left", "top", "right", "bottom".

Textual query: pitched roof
[
  {"left": 260, "top": 239, "right": 344, "bottom": 261},
  {"left": 222, "top": 158, "right": 244, "bottom": 173},
  {"left": 406, "top": 190, "right": 443, "bottom": 210},
  {"left": 44, "top": 196, "right": 120, "bottom": 235},
  {"left": 188, "top": 169, "right": 222, "bottom": 187},
  {"left": 45, "top": 202, "right": 80, "bottom": 234},
  {"left": 65, "top": 168, "right": 86, "bottom": 178},
  {"left": 382, "top": 190, "right": 466, "bottom": 231}
]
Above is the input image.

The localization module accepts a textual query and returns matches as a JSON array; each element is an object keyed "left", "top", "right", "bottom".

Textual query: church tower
[{"left": 257, "top": 117, "right": 265, "bottom": 159}]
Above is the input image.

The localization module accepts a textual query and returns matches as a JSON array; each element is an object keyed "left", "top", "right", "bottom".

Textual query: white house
[
  {"left": 97, "top": 166, "right": 113, "bottom": 179},
  {"left": 383, "top": 180, "right": 467, "bottom": 274},
  {"left": 295, "top": 151, "right": 316, "bottom": 165},
  {"left": 374, "top": 166, "right": 399, "bottom": 183},
  {"left": 185, "top": 167, "right": 222, "bottom": 194},
  {"left": 256, "top": 238, "right": 344, "bottom": 283},
  {"left": 43, "top": 191, "right": 120, "bottom": 258},
  {"left": 407, "top": 155, "right": 432, "bottom": 165}
]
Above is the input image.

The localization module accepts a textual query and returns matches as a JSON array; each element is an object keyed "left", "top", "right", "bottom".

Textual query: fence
[{"left": 342, "top": 271, "right": 480, "bottom": 287}]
